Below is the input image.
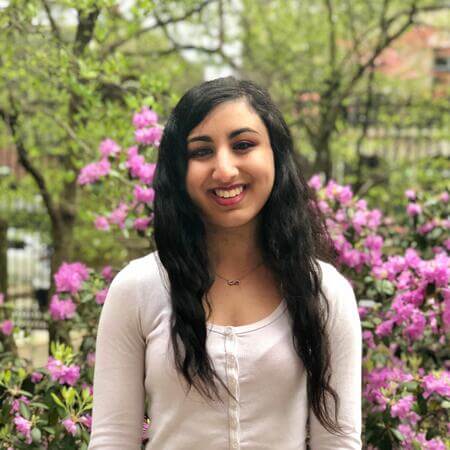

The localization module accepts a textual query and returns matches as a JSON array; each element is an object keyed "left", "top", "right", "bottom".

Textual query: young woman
[{"left": 89, "top": 77, "right": 362, "bottom": 449}]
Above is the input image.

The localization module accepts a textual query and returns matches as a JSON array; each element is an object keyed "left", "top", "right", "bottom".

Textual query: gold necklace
[{"left": 215, "top": 261, "right": 264, "bottom": 286}]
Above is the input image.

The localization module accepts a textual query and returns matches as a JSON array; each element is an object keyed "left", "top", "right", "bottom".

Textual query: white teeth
[{"left": 214, "top": 185, "right": 244, "bottom": 198}]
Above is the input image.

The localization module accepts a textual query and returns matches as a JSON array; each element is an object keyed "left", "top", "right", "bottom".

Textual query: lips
[{"left": 209, "top": 185, "right": 247, "bottom": 206}]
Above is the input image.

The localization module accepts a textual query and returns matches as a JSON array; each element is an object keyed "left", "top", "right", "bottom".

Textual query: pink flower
[
  {"left": 406, "top": 203, "right": 422, "bottom": 217},
  {"left": 337, "top": 185, "right": 353, "bottom": 205},
  {"left": 134, "top": 217, "right": 152, "bottom": 231},
  {"left": 95, "top": 288, "right": 108, "bottom": 305},
  {"left": 422, "top": 371, "right": 450, "bottom": 399},
  {"left": 127, "top": 145, "right": 139, "bottom": 158},
  {"left": 0, "top": 319, "right": 13, "bottom": 336},
  {"left": 137, "top": 163, "right": 157, "bottom": 184},
  {"left": 46, "top": 357, "right": 80, "bottom": 386},
  {"left": 62, "top": 417, "right": 77, "bottom": 436},
  {"left": 418, "top": 220, "right": 436, "bottom": 235},
  {"left": 362, "top": 330, "right": 375, "bottom": 349},
  {"left": 101, "top": 266, "right": 114, "bottom": 282},
  {"left": 142, "top": 419, "right": 150, "bottom": 440},
  {"left": 132, "top": 107, "right": 158, "bottom": 129},
  {"left": 79, "top": 414, "right": 92, "bottom": 430},
  {"left": 439, "top": 192, "right": 449, "bottom": 203},
  {"left": 49, "top": 295, "right": 77, "bottom": 321},
  {"left": 443, "top": 292, "right": 450, "bottom": 333},
  {"left": 11, "top": 396, "right": 30, "bottom": 414},
  {"left": 403, "top": 310, "right": 426, "bottom": 340},
  {"left": 60, "top": 365, "right": 81, "bottom": 385},
  {"left": 13, "top": 415, "right": 32, "bottom": 444},
  {"left": 54, "top": 262, "right": 89, "bottom": 294},
  {"left": 375, "top": 319, "right": 395, "bottom": 337},
  {"left": 109, "top": 202, "right": 129, "bottom": 229},
  {"left": 426, "top": 438, "right": 446, "bottom": 450},
  {"left": 134, "top": 185, "right": 155, "bottom": 204},
  {"left": 317, "top": 200, "right": 331, "bottom": 214},
  {"left": 135, "top": 126, "right": 163, "bottom": 146},
  {"left": 87, "top": 352, "right": 96, "bottom": 368},
  {"left": 308, "top": 174, "right": 323, "bottom": 191},
  {"left": 0, "top": 293, "right": 4, "bottom": 305},
  {"left": 405, "top": 189, "right": 416, "bottom": 200},
  {"left": 391, "top": 394, "right": 414, "bottom": 419},
  {"left": 99, "top": 138, "right": 120, "bottom": 158},
  {"left": 94, "top": 216, "right": 110, "bottom": 231},
  {"left": 77, "top": 159, "right": 111, "bottom": 185},
  {"left": 364, "top": 235, "right": 384, "bottom": 252},
  {"left": 31, "top": 372, "right": 44, "bottom": 383}
]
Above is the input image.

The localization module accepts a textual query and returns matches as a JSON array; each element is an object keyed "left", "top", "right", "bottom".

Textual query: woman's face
[{"left": 185, "top": 99, "right": 275, "bottom": 231}]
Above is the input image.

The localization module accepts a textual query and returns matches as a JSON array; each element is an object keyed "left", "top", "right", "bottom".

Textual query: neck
[{"left": 206, "top": 220, "right": 263, "bottom": 277}]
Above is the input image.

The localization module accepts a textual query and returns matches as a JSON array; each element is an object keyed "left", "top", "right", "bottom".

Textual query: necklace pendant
[{"left": 227, "top": 279, "right": 240, "bottom": 286}]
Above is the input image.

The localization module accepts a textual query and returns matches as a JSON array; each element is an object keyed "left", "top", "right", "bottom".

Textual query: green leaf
[
  {"left": 51, "top": 393, "right": 66, "bottom": 410},
  {"left": 66, "top": 388, "right": 76, "bottom": 407},
  {"left": 31, "top": 427, "right": 42, "bottom": 443},
  {"left": 391, "top": 428, "right": 405, "bottom": 441},
  {"left": 3, "top": 370, "right": 11, "bottom": 385},
  {"left": 31, "top": 402, "right": 50, "bottom": 410},
  {"left": 19, "top": 402, "right": 31, "bottom": 420}
]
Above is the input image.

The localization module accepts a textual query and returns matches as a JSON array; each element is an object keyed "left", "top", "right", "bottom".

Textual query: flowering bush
[
  {"left": 1, "top": 106, "right": 448, "bottom": 448},
  {"left": 309, "top": 175, "right": 449, "bottom": 449}
]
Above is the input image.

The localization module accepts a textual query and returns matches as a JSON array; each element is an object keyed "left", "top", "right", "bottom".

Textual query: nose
[{"left": 211, "top": 148, "right": 239, "bottom": 182}]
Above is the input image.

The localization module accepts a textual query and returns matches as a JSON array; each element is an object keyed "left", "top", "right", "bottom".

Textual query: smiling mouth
[{"left": 211, "top": 184, "right": 247, "bottom": 199}]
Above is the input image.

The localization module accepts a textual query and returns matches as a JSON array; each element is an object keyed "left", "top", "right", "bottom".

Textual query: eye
[
  {"left": 233, "top": 141, "right": 254, "bottom": 151},
  {"left": 187, "top": 148, "right": 212, "bottom": 158}
]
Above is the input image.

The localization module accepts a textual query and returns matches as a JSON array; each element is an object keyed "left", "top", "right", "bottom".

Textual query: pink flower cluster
[
  {"left": 133, "top": 106, "right": 162, "bottom": 146},
  {"left": 126, "top": 146, "right": 157, "bottom": 184},
  {"left": 78, "top": 159, "right": 111, "bottom": 185},
  {"left": 49, "top": 295, "right": 77, "bottom": 320},
  {"left": 373, "top": 250, "right": 450, "bottom": 341},
  {"left": 13, "top": 415, "right": 32, "bottom": 444},
  {"left": 77, "top": 139, "right": 122, "bottom": 185},
  {"left": 0, "top": 319, "right": 13, "bottom": 335},
  {"left": 54, "top": 262, "right": 89, "bottom": 294},
  {"left": 46, "top": 357, "right": 80, "bottom": 386},
  {"left": 422, "top": 371, "right": 450, "bottom": 399}
]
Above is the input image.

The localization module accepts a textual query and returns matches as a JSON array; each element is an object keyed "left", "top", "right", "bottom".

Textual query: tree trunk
[
  {"left": 47, "top": 202, "right": 76, "bottom": 351},
  {"left": 312, "top": 133, "right": 333, "bottom": 181},
  {"left": 0, "top": 217, "right": 18, "bottom": 357}
]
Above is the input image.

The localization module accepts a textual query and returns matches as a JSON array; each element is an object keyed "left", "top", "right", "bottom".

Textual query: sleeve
[
  {"left": 88, "top": 265, "right": 146, "bottom": 450},
  {"left": 309, "top": 266, "right": 362, "bottom": 449}
]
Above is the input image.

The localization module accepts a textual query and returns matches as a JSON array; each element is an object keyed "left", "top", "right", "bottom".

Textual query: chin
[{"left": 205, "top": 213, "right": 259, "bottom": 231}]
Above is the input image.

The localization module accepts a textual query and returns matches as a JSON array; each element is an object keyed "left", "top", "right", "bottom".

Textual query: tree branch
[
  {"left": 0, "top": 104, "right": 58, "bottom": 226},
  {"left": 73, "top": 6, "right": 100, "bottom": 56},
  {"left": 41, "top": 0, "right": 61, "bottom": 41},
  {"left": 101, "top": 0, "right": 218, "bottom": 58},
  {"left": 325, "top": 0, "right": 337, "bottom": 72}
]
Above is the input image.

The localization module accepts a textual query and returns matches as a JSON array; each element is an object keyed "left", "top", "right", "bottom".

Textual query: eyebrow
[{"left": 187, "top": 127, "right": 259, "bottom": 144}]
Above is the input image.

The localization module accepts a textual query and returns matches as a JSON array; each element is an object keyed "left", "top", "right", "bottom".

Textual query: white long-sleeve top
[{"left": 89, "top": 251, "right": 362, "bottom": 449}]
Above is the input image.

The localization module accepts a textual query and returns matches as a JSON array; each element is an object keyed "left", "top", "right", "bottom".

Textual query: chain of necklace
[{"left": 214, "top": 261, "right": 264, "bottom": 286}]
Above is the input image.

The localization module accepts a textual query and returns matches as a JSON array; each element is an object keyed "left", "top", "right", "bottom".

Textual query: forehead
[{"left": 187, "top": 99, "right": 267, "bottom": 139}]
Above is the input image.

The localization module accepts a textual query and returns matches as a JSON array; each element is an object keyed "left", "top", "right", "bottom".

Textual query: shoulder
[
  {"left": 315, "top": 259, "right": 360, "bottom": 331},
  {"left": 105, "top": 251, "right": 170, "bottom": 319},
  {"left": 315, "top": 259, "right": 354, "bottom": 296},
  {"left": 111, "top": 250, "right": 168, "bottom": 292}
]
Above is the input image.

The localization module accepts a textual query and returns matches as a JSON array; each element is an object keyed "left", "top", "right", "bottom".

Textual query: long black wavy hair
[{"left": 153, "top": 76, "right": 344, "bottom": 435}]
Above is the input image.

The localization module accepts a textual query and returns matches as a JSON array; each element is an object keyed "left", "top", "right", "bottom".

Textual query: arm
[
  {"left": 309, "top": 266, "right": 362, "bottom": 449},
  {"left": 88, "top": 265, "right": 146, "bottom": 449}
]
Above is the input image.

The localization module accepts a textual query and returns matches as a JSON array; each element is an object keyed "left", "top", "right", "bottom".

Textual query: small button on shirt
[{"left": 89, "top": 252, "right": 362, "bottom": 449}]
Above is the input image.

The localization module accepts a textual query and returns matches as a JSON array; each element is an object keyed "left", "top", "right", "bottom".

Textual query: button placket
[{"left": 224, "top": 328, "right": 240, "bottom": 450}]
